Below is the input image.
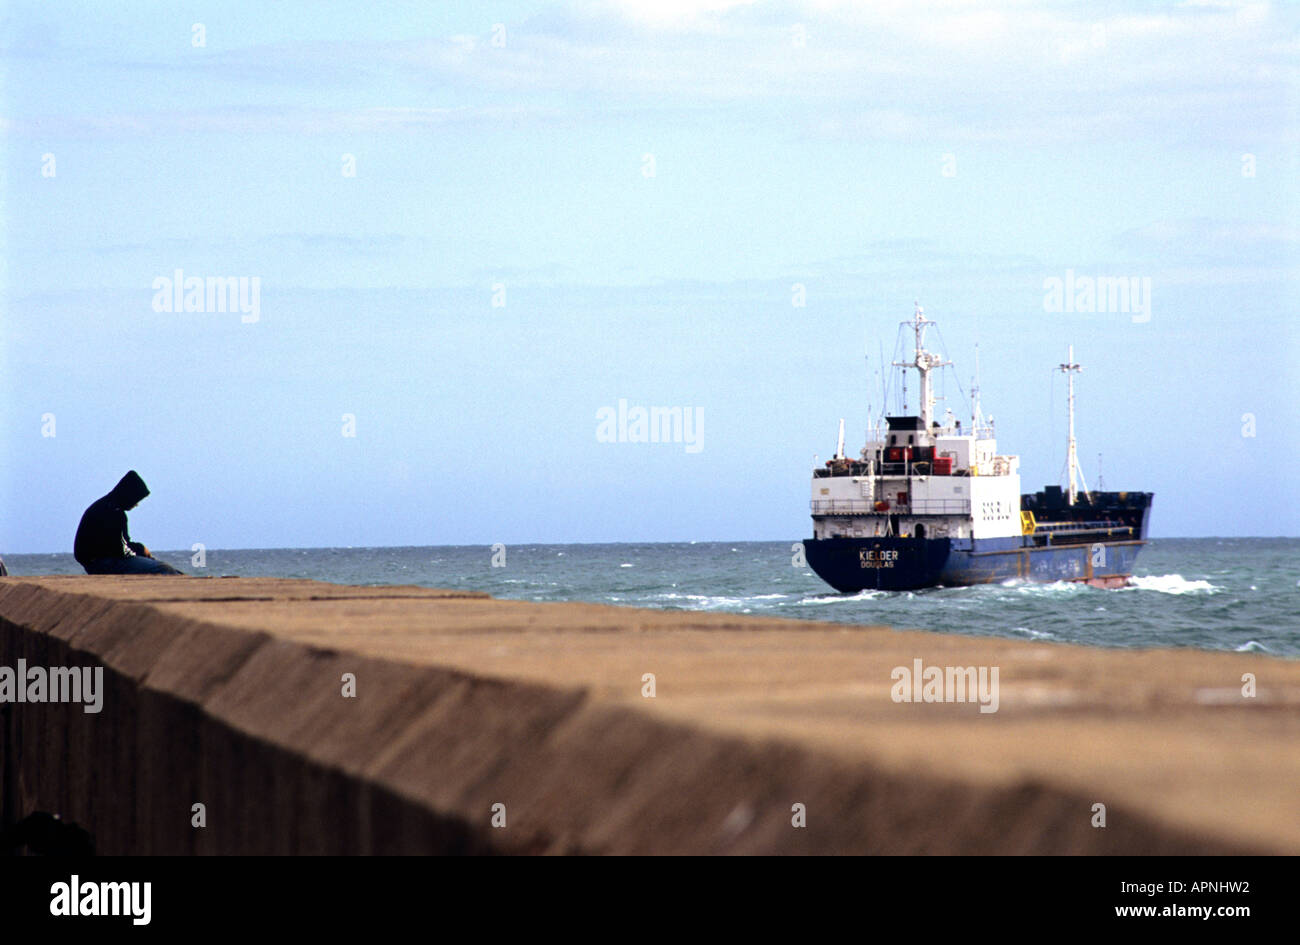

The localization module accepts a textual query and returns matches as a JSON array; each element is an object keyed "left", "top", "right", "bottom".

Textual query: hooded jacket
[{"left": 73, "top": 471, "right": 151, "bottom": 566}]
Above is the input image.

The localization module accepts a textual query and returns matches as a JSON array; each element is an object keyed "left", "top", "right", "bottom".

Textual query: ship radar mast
[
  {"left": 970, "top": 342, "right": 992, "bottom": 438},
  {"left": 893, "top": 302, "right": 951, "bottom": 430},
  {"left": 1057, "top": 345, "right": 1092, "bottom": 506}
]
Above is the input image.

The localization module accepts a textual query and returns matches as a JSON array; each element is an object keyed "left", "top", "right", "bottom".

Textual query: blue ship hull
[{"left": 803, "top": 535, "right": 1146, "bottom": 592}]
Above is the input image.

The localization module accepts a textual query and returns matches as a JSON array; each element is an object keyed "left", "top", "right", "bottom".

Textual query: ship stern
[{"left": 803, "top": 536, "right": 952, "bottom": 592}]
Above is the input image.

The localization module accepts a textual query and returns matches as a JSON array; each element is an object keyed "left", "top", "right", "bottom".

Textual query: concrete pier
[{"left": 2, "top": 575, "right": 1296, "bottom": 854}]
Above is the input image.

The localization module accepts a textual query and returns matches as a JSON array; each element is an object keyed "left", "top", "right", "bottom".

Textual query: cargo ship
[{"left": 803, "top": 304, "right": 1152, "bottom": 592}]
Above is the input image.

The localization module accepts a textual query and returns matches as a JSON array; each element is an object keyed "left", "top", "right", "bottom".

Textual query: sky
[{"left": 2, "top": 0, "right": 1297, "bottom": 552}]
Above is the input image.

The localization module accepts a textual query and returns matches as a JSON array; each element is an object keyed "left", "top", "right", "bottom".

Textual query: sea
[{"left": 5, "top": 538, "right": 1297, "bottom": 657}]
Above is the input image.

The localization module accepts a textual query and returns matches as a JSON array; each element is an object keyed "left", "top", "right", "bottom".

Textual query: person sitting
[{"left": 73, "top": 470, "right": 182, "bottom": 575}]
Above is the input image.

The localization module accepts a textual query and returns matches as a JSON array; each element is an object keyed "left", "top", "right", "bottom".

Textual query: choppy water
[{"left": 6, "top": 538, "right": 1298, "bottom": 656}]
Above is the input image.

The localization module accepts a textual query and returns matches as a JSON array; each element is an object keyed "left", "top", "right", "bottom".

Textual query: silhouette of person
[
  {"left": 74, "top": 471, "right": 182, "bottom": 575},
  {"left": 0, "top": 811, "right": 95, "bottom": 856}
]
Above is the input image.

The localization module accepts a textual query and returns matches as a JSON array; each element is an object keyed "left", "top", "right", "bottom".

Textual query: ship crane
[{"left": 1057, "top": 345, "right": 1092, "bottom": 506}]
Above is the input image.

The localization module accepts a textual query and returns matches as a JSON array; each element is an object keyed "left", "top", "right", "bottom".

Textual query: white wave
[
  {"left": 795, "top": 590, "right": 886, "bottom": 605},
  {"left": 619, "top": 563, "right": 634, "bottom": 568},
  {"left": 1003, "top": 580, "right": 1086, "bottom": 596},
  {"left": 1234, "top": 640, "right": 1271, "bottom": 653},
  {"left": 1126, "top": 574, "right": 1219, "bottom": 595},
  {"left": 652, "top": 591, "right": 788, "bottom": 609},
  {"left": 1010, "top": 626, "right": 1055, "bottom": 640}
]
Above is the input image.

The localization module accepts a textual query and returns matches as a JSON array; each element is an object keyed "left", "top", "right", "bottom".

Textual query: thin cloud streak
[{"left": 4, "top": 1, "right": 1294, "bottom": 145}]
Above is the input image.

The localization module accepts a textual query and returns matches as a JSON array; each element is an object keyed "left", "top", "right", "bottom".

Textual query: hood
[{"left": 108, "top": 470, "right": 150, "bottom": 508}]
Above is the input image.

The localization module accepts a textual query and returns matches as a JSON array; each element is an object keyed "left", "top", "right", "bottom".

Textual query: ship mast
[
  {"left": 1058, "top": 345, "right": 1083, "bottom": 506},
  {"left": 894, "top": 302, "right": 950, "bottom": 431}
]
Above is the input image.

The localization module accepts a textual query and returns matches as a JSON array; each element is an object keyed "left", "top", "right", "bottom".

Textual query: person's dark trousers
[{"left": 83, "top": 556, "right": 183, "bottom": 575}]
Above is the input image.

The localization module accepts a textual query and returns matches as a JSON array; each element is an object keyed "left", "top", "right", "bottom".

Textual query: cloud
[
  {"left": 5, "top": 1, "right": 1294, "bottom": 145},
  {"left": 0, "top": 104, "right": 573, "bottom": 137},
  {"left": 1115, "top": 217, "right": 1299, "bottom": 260}
]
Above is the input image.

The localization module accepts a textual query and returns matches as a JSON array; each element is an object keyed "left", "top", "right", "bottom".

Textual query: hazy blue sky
[{"left": 2, "top": 0, "right": 1297, "bottom": 552}]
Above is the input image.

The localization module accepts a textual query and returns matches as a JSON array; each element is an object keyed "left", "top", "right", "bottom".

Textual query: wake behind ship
[{"left": 804, "top": 304, "right": 1152, "bottom": 592}]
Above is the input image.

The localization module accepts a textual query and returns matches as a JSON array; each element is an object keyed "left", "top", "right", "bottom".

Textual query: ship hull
[{"left": 803, "top": 535, "right": 1146, "bottom": 592}]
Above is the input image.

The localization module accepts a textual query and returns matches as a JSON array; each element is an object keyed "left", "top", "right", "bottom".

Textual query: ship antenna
[
  {"left": 1057, "top": 345, "right": 1087, "bottom": 506},
  {"left": 864, "top": 351, "right": 871, "bottom": 439},
  {"left": 873, "top": 338, "right": 890, "bottom": 441},
  {"left": 865, "top": 347, "right": 881, "bottom": 442},
  {"left": 900, "top": 335, "right": 908, "bottom": 413}
]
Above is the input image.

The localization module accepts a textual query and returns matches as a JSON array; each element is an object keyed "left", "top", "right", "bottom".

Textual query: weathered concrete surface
[{"left": 2, "top": 575, "right": 1297, "bottom": 854}]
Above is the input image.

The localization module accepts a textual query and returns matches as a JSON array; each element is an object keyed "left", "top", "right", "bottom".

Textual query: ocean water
[{"left": 6, "top": 538, "right": 1298, "bottom": 657}]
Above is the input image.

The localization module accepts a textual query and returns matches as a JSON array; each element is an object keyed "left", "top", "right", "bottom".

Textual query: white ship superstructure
[{"left": 810, "top": 305, "right": 1022, "bottom": 545}]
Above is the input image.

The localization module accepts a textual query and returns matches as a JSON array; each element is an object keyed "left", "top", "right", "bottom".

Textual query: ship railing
[
  {"left": 811, "top": 499, "right": 971, "bottom": 516},
  {"left": 810, "top": 500, "right": 876, "bottom": 515},
  {"left": 911, "top": 499, "right": 972, "bottom": 515},
  {"left": 1033, "top": 520, "right": 1130, "bottom": 532}
]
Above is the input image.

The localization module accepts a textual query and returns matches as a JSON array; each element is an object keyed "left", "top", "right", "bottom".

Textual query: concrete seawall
[{"left": 2, "top": 576, "right": 1296, "bottom": 854}]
